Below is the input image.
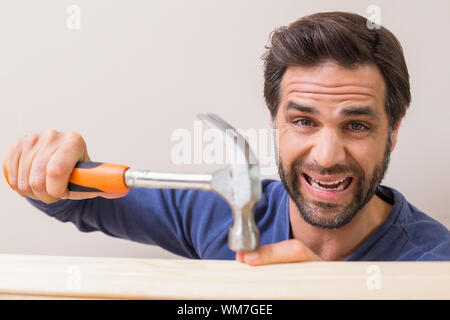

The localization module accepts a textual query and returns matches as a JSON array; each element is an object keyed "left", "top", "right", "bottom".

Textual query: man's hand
[
  {"left": 3, "top": 130, "right": 129, "bottom": 204},
  {"left": 236, "top": 239, "right": 322, "bottom": 265}
]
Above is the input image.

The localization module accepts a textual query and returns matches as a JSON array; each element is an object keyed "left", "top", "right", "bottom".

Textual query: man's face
[{"left": 275, "top": 61, "right": 399, "bottom": 229}]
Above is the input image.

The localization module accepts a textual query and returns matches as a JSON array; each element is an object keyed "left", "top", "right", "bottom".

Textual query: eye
[
  {"left": 295, "top": 118, "right": 315, "bottom": 127},
  {"left": 347, "top": 122, "right": 369, "bottom": 132}
]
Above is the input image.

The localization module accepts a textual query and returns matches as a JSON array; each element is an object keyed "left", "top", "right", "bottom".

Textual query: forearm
[{"left": 26, "top": 188, "right": 200, "bottom": 258}]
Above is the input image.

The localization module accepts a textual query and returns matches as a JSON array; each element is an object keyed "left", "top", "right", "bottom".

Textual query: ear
[{"left": 390, "top": 116, "right": 404, "bottom": 152}]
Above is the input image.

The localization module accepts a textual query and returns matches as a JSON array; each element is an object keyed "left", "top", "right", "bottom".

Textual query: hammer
[{"left": 64, "top": 113, "right": 262, "bottom": 252}]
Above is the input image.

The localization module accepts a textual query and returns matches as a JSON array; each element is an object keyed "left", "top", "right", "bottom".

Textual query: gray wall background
[{"left": 0, "top": 0, "right": 449, "bottom": 259}]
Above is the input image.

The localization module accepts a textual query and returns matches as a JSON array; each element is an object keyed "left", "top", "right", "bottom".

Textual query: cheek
[
  {"left": 277, "top": 129, "right": 307, "bottom": 165},
  {"left": 346, "top": 139, "right": 385, "bottom": 175}
]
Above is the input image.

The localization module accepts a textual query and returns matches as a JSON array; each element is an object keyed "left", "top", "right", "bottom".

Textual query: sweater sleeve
[{"left": 26, "top": 187, "right": 232, "bottom": 259}]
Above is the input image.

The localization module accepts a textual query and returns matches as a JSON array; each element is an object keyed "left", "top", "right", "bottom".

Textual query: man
[{"left": 3, "top": 12, "right": 450, "bottom": 263}]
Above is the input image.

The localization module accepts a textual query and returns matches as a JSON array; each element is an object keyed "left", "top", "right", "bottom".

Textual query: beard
[{"left": 278, "top": 133, "right": 392, "bottom": 229}]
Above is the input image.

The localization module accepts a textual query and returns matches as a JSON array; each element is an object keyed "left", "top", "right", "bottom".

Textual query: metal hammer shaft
[
  {"left": 124, "top": 169, "right": 213, "bottom": 191},
  {"left": 66, "top": 162, "right": 213, "bottom": 192}
]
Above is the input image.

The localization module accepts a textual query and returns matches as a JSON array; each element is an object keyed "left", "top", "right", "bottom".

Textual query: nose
[{"left": 310, "top": 128, "right": 346, "bottom": 168}]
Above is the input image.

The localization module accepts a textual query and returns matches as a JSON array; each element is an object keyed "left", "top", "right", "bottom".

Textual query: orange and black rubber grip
[{"left": 68, "top": 162, "right": 130, "bottom": 193}]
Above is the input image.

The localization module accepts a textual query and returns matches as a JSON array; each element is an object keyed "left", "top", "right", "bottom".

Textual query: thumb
[
  {"left": 238, "top": 239, "right": 321, "bottom": 266},
  {"left": 65, "top": 190, "right": 130, "bottom": 200}
]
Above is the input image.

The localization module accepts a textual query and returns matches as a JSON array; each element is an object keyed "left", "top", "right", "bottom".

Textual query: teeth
[
  {"left": 309, "top": 177, "right": 350, "bottom": 191},
  {"left": 312, "top": 177, "right": 347, "bottom": 185},
  {"left": 311, "top": 179, "right": 321, "bottom": 188}
]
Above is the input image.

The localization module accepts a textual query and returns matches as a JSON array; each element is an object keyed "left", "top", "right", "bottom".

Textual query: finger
[
  {"left": 46, "top": 150, "right": 76, "bottom": 199},
  {"left": 235, "top": 251, "right": 245, "bottom": 263},
  {"left": 241, "top": 239, "right": 321, "bottom": 266},
  {"left": 46, "top": 134, "right": 86, "bottom": 199},
  {"left": 29, "top": 147, "right": 60, "bottom": 204},
  {"left": 65, "top": 190, "right": 130, "bottom": 200},
  {"left": 101, "top": 190, "right": 129, "bottom": 199},
  {"left": 16, "top": 134, "right": 40, "bottom": 199}
]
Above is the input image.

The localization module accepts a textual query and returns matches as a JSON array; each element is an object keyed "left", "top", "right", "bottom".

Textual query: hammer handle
[
  {"left": 69, "top": 162, "right": 130, "bottom": 193},
  {"left": 4, "top": 159, "right": 214, "bottom": 193},
  {"left": 70, "top": 162, "right": 213, "bottom": 192}
]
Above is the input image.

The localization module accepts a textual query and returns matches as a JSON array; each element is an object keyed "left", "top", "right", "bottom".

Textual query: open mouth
[{"left": 303, "top": 174, "right": 353, "bottom": 191}]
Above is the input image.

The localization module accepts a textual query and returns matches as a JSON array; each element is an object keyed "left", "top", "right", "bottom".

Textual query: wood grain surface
[{"left": 0, "top": 254, "right": 448, "bottom": 299}]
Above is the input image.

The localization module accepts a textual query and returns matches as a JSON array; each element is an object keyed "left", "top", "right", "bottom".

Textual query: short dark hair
[{"left": 263, "top": 12, "right": 411, "bottom": 128}]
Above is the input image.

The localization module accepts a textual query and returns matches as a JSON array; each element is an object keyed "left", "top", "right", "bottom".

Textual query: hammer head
[{"left": 197, "top": 113, "right": 262, "bottom": 252}]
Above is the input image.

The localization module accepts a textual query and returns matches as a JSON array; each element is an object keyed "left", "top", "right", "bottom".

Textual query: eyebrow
[
  {"left": 340, "top": 106, "right": 380, "bottom": 120},
  {"left": 287, "top": 102, "right": 318, "bottom": 114},
  {"left": 287, "top": 101, "right": 380, "bottom": 120}
]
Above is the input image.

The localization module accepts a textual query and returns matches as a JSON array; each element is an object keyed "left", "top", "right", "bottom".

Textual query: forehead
[{"left": 279, "top": 61, "right": 386, "bottom": 116}]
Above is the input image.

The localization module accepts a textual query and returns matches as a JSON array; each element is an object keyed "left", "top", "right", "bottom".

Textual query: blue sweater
[{"left": 27, "top": 180, "right": 450, "bottom": 261}]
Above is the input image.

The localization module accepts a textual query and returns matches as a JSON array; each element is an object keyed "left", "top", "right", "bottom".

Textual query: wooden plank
[{"left": 0, "top": 254, "right": 448, "bottom": 299}]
